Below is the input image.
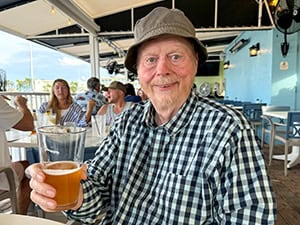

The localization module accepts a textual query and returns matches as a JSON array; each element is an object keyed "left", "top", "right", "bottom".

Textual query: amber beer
[{"left": 43, "top": 161, "right": 82, "bottom": 210}]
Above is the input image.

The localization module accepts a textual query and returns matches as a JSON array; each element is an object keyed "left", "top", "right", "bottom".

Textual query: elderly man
[
  {"left": 29, "top": 7, "right": 276, "bottom": 224},
  {"left": 0, "top": 95, "right": 34, "bottom": 214}
]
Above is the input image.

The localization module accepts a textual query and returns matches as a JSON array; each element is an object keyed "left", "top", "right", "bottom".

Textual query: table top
[
  {"left": 263, "top": 111, "right": 289, "bottom": 120},
  {"left": 263, "top": 110, "right": 300, "bottom": 120},
  {"left": 6, "top": 127, "right": 103, "bottom": 148},
  {"left": 0, "top": 214, "right": 64, "bottom": 225}
]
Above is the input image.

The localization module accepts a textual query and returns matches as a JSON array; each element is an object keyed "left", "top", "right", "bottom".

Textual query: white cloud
[
  {"left": 58, "top": 56, "right": 87, "bottom": 66},
  {"left": 0, "top": 31, "right": 30, "bottom": 65}
]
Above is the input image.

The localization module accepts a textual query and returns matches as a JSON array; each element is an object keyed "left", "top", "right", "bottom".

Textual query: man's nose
[{"left": 156, "top": 57, "right": 171, "bottom": 75}]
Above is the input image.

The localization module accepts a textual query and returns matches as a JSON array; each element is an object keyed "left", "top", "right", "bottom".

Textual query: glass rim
[{"left": 37, "top": 125, "right": 86, "bottom": 134}]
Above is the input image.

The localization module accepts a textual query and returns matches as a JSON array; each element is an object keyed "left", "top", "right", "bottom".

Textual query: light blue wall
[
  {"left": 224, "top": 30, "right": 273, "bottom": 103},
  {"left": 271, "top": 30, "right": 300, "bottom": 110},
  {"left": 224, "top": 29, "right": 300, "bottom": 110}
]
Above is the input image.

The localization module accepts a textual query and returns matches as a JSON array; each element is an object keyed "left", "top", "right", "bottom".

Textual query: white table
[
  {"left": 0, "top": 214, "right": 64, "bottom": 225},
  {"left": 7, "top": 127, "right": 103, "bottom": 148},
  {"left": 6, "top": 128, "right": 104, "bottom": 161},
  {"left": 263, "top": 111, "right": 300, "bottom": 168}
]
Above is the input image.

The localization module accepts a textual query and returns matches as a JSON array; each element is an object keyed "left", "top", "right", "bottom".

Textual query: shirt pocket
[{"left": 152, "top": 172, "right": 213, "bottom": 225}]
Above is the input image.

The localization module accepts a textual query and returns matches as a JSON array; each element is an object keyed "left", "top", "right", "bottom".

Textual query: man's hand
[{"left": 28, "top": 163, "right": 87, "bottom": 212}]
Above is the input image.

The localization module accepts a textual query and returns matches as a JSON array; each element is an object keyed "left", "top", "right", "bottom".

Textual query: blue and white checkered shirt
[{"left": 67, "top": 93, "right": 277, "bottom": 224}]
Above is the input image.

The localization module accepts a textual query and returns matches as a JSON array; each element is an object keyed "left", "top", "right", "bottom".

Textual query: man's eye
[
  {"left": 145, "top": 57, "right": 156, "bottom": 64},
  {"left": 170, "top": 54, "right": 181, "bottom": 61}
]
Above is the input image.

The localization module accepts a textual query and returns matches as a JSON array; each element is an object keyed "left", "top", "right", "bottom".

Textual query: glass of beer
[{"left": 37, "top": 125, "right": 86, "bottom": 210}]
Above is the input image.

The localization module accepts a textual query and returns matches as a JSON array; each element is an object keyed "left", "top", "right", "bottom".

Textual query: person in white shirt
[
  {"left": 97, "top": 81, "right": 132, "bottom": 126},
  {"left": 0, "top": 95, "right": 34, "bottom": 214}
]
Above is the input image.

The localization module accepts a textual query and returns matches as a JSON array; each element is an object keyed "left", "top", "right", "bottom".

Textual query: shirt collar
[{"left": 142, "top": 93, "right": 198, "bottom": 135}]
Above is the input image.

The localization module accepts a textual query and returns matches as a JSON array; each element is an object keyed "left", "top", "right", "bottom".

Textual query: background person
[
  {"left": 97, "top": 81, "right": 132, "bottom": 126},
  {"left": 39, "top": 79, "right": 91, "bottom": 127},
  {"left": 75, "top": 77, "right": 107, "bottom": 115},
  {"left": 136, "top": 88, "right": 148, "bottom": 101},
  {"left": 29, "top": 7, "right": 276, "bottom": 224},
  {"left": 0, "top": 95, "right": 34, "bottom": 214},
  {"left": 124, "top": 83, "right": 141, "bottom": 103}
]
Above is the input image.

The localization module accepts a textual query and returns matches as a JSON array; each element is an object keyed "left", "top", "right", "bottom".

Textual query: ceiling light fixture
[
  {"left": 223, "top": 60, "right": 230, "bottom": 69},
  {"left": 268, "top": 0, "right": 279, "bottom": 7},
  {"left": 249, "top": 43, "right": 260, "bottom": 57},
  {"left": 67, "top": 18, "right": 72, "bottom": 25},
  {"left": 229, "top": 38, "right": 250, "bottom": 54},
  {"left": 51, "top": 6, "right": 55, "bottom": 14}
]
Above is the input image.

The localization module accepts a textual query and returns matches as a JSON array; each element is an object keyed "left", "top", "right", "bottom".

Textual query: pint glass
[{"left": 38, "top": 125, "right": 86, "bottom": 210}]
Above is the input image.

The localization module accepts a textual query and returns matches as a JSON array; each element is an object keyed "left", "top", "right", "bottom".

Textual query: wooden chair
[
  {"left": 261, "top": 106, "right": 290, "bottom": 165},
  {"left": 0, "top": 166, "right": 18, "bottom": 214},
  {"left": 271, "top": 112, "right": 300, "bottom": 176}
]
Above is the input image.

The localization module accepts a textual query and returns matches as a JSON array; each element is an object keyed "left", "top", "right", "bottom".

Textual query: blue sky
[{"left": 0, "top": 30, "right": 94, "bottom": 83}]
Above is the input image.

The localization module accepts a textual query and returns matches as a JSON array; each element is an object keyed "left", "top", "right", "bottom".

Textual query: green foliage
[
  {"left": 15, "top": 77, "right": 32, "bottom": 91},
  {"left": 69, "top": 81, "right": 78, "bottom": 93},
  {"left": 43, "top": 83, "right": 52, "bottom": 92}
]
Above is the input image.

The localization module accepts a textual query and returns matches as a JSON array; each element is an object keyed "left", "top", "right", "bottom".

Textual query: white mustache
[{"left": 152, "top": 77, "right": 177, "bottom": 86}]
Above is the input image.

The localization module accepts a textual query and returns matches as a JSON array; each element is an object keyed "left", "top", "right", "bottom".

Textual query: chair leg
[
  {"left": 269, "top": 130, "right": 274, "bottom": 166},
  {"left": 284, "top": 144, "right": 288, "bottom": 176},
  {"left": 261, "top": 127, "right": 265, "bottom": 149}
]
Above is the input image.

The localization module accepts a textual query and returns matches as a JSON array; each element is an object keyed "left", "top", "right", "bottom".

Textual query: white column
[{"left": 89, "top": 34, "right": 100, "bottom": 78}]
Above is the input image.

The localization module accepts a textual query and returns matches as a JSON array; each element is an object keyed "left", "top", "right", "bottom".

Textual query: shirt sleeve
[
  {"left": 215, "top": 127, "right": 277, "bottom": 224},
  {"left": 0, "top": 97, "right": 23, "bottom": 130}
]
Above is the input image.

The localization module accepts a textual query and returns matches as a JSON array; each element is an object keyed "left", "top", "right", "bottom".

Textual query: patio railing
[{"left": 0, "top": 92, "right": 50, "bottom": 111}]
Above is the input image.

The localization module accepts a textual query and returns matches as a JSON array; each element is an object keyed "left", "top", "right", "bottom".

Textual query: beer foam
[{"left": 43, "top": 161, "right": 80, "bottom": 175}]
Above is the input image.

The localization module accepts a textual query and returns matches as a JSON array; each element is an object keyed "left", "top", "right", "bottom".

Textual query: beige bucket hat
[{"left": 124, "top": 7, "right": 207, "bottom": 74}]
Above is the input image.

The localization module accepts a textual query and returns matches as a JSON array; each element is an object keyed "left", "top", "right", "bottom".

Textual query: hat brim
[{"left": 125, "top": 35, "right": 207, "bottom": 74}]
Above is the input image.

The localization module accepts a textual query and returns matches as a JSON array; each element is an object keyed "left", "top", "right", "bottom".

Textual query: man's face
[
  {"left": 107, "top": 88, "right": 123, "bottom": 103},
  {"left": 136, "top": 35, "right": 198, "bottom": 111}
]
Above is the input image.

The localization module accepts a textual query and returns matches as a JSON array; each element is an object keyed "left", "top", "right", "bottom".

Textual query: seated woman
[
  {"left": 137, "top": 88, "right": 148, "bottom": 101},
  {"left": 39, "top": 79, "right": 92, "bottom": 127}
]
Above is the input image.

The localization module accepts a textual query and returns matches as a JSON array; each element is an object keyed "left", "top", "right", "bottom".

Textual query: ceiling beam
[{"left": 47, "top": 0, "right": 100, "bottom": 35}]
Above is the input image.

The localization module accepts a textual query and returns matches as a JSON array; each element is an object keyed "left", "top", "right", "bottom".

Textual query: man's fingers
[
  {"left": 29, "top": 178, "right": 56, "bottom": 198},
  {"left": 30, "top": 190, "right": 58, "bottom": 212}
]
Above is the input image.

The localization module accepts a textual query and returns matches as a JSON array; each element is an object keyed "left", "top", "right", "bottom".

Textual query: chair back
[
  {"left": 243, "top": 103, "right": 266, "bottom": 122},
  {"left": 262, "top": 106, "right": 291, "bottom": 113},
  {"left": 286, "top": 112, "right": 300, "bottom": 139},
  {"left": 0, "top": 167, "right": 18, "bottom": 214}
]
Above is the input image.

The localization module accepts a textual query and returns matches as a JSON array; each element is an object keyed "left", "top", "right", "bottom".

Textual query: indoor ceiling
[{"left": 0, "top": 0, "right": 275, "bottom": 72}]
